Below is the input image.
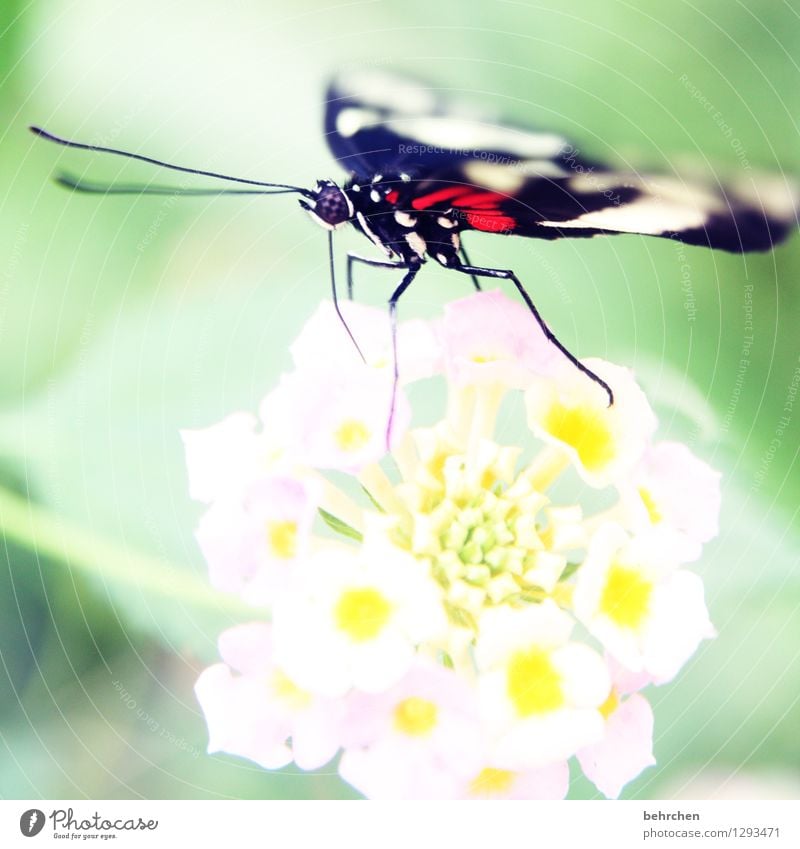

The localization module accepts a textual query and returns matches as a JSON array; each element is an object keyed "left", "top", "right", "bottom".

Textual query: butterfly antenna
[
  {"left": 30, "top": 126, "right": 314, "bottom": 198},
  {"left": 54, "top": 172, "right": 302, "bottom": 197}
]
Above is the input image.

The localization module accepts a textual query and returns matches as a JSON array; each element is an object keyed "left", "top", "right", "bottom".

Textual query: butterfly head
[{"left": 299, "top": 179, "right": 354, "bottom": 230}]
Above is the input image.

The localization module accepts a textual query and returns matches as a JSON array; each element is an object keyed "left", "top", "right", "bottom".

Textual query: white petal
[
  {"left": 554, "top": 643, "right": 611, "bottom": 708},
  {"left": 577, "top": 694, "right": 656, "bottom": 798},
  {"left": 641, "top": 570, "right": 715, "bottom": 681}
]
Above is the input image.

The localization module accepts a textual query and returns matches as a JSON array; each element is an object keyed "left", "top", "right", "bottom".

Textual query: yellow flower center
[
  {"left": 427, "top": 451, "right": 448, "bottom": 484},
  {"left": 506, "top": 647, "right": 564, "bottom": 716},
  {"left": 334, "top": 419, "right": 371, "bottom": 453},
  {"left": 469, "top": 767, "right": 516, "bottom": 796},
  {"left": 544, "top": 402, "right": 615, "bottom": 471},
  {"left": 270, "top": 669, "right": 312, "bottom": 710},
  {"left": 393, "top": 697, "right": 438, "bottom": 736},
  {"left": 390, "top": 440, "right": 578, "bottom": 627},
  {"left": 470, "top": 352, "right": 501, "bottom": 364},
  {"left": 638, "top": 487, "right": 662, "bottom": 524},
  {"left": 266, "top": 520, "right": 298, "bottom": 559},
  {"left": 600, "top": 563, "right": 653, "bottom": 628},
  {"left": 334, "top": 587, "right": 393, "bottom": 642},
  {"left": 598, "top": 689, "right": 620, "bottom": 719}
]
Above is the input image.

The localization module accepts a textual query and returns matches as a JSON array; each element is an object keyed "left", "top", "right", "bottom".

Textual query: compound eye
[{"left": 316, "top": 188, "right": 352, "bottom": 225}]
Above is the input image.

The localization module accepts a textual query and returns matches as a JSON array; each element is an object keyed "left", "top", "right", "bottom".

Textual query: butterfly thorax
[{"left": 344, "top": 174, "right": 464, "bottom": 267}]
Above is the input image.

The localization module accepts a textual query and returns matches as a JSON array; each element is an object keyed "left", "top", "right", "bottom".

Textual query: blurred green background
[{"left": 1, "top": 0, "right": 799, "bottom": 799}]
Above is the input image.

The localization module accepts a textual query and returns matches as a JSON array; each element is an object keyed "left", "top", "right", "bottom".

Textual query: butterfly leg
[
  {"left": 458, "top": 244, "right": 482, "bottom": 292},
  {"left": 454, "top": 263, "right": 614, "bottom": 405},
  {"left": 343, "top": 251, "right": 417, "bottom": 446},
  {"left": 346, "top": 252, "right": 405, "bottom": 300},
  {"left": 386, "top": 265, "right": 421, "bottom": 445}
]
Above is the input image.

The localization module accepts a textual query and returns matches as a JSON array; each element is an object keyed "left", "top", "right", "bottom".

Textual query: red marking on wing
[
  {"left": 411, "top": 186, "right": 518, "bottom": 232},
  {"left": 452, "top": 190, "right": 508, "bottom": 209},
  {"left": 386, "top": 189, "right": 400, "bottom": 204},
  {"left": 411, "top": 186, "right": 471, "bottom": 210},
  {"left": 452, "top": 189, "right": 517, "bottom": 232},
  {"left": 465, "top": 211, "right": 518, "bottom": 232}
]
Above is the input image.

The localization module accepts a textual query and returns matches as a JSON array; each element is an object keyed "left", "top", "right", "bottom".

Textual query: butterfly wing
[
  {"left": 409, "top": 166, "right": 798, "bottom": 251},
  {"left": 325, "top": 70, "right": 603, "bottom": 181},
  {"left": 326, "top": 70, "right": 797, "bottom": 253}
]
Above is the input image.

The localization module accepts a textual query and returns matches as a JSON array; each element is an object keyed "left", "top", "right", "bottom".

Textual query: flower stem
[
  {"left": 467, "top": 384, "right": 505, "bottom": 457},
  {"left": 528, "top": 446, "right": 570, "bottom": 491},
  {"left": 446, "top": 384, "right": 477, "bottom": 445},
  {"left": 0, "top": 485, "right": 252, "bottom": 617}
]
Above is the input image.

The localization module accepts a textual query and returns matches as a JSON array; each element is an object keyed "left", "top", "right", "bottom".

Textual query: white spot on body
[
  {"left": 450, "top": 232, "right": 461, "bottom": 250},
  {"left": 405, "top": 231, "right": 427, "bottom": 258},
  {"left": 400, "top": 173, "right": 411, "bottom": 182},
  {"left": 370, "top": 189, "right": 381, "bottom": 202},
  {"left": 394, "top": 211, "right": 417, "bottom": 227},
  {"left": 357, "top": 211, "right": 391, "bottom": 256},
  {"left": 437, "top": 215, "right": 457, "bottom": 229}
]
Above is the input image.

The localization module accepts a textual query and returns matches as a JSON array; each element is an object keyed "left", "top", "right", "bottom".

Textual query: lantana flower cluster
[{"left": 184, "top": 290, "right": 720, "bottom": 799}]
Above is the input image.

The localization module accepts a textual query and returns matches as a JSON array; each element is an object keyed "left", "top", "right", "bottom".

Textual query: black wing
[
  {"left": 325, "top": 69, "right": 603, "bottom": 180},
  {"left": 325, "top": 70, "right": 798, "bottom": 253}
]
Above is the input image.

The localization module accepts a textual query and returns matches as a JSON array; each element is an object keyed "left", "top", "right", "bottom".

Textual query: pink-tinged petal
[
  {"left": 197, "top": 624, "right": 345, "bottom": 772},
  {"left": 196, "top": 500, "right": 263, "bottom": 596},
  {"left": 442, "top": 289, "right": 558, "bottom": 387},
  {"left": 606, "top": 653, "right": 654, "bottom": 695},
  {"left": 508, "top": 761, "right": 570, "bottom": 800},
  {"left": 337, "top": 661, "right": 484, "bottom": 798},
  {"left": 194, "top": 664, "right": 293, "bottom": 770},
  {"left": 181, "top": 412, "right": 261, "bottom": 503},
  {"left": 217, "top": 622, "right": 273, "bottom": 675},
  {"left": 276, "top": 365, "right": 411, "bottom": 473},
  {"left": 643, "top": 443, "right": 721, "bottom": 542},
  {"left": 341, "top": 661, "right": 480, "bottom": 748},
  {"left": 291, "top": 300, "right": 442, "bottom": 383},
  {"left": 291, "top": 703, "right": 346, "bottom": 771},
  {"left": 195, "top": 476, "right": 319, "bottom": 605},
  {"left": 339, "top": 739, "right": 463, "bottom": 800},
  {"left": 619, "top": 441, "right": 721, "bottom": 562},
  {"left": 577, "top": 693, "right": 656, "bottom": 799}
]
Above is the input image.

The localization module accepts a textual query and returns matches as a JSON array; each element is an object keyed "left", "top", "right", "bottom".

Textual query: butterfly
[{"left": 31, "top": 68, "right": 798, "bottom": 423}]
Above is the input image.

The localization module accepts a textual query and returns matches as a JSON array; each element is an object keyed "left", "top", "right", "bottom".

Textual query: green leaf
[
  {"left": 360, "top": 485, "right": 386, "bottom": 513},
  {"left": 559, "top": 561, "right": 581, "bottom": 581},
  {"left": 0, "top": 485, "right": 254, "bottom": 655},
  {"left": 318, "top": 507, "right": 363, "bottom": 543}
]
